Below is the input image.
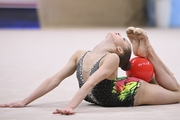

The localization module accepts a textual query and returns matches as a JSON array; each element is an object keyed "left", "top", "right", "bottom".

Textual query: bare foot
[
  {"left": 126, "top": 27, "right": 151, "bottom": 57},
  {"left": 126, "top": 27, "right": 139, "bottom": 56}
]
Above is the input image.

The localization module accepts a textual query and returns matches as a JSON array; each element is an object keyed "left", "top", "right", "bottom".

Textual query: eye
[{"left": 123, "top": 38, "right": 126, "bottom": 41}]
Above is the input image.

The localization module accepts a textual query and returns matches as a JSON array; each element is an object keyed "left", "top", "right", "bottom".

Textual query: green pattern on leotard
[{"left": 112, "top": 76, "right": 140, "bottom": 102}]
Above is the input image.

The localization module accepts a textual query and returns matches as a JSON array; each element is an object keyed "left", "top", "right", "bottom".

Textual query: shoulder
[
  {"left": 74, "top": 50, "right": 87, "bottom": 55},
  {"left": 107, "top": 53, "right": 119, "bottom": 59},
  {"left": 94, "top": 53, "right": 119, "bottom": 80},
  {"left": 100, "top": 53, "right": 119, "bottom": 68},
  {"left": 104, "top": 53, "right": 119, "bottom": 63},
  {"left": 71, "top": 50, "right": 88, "bottom": 63},
  {"left": 73, "top": 50, "right": 87, "bottom": 58}
]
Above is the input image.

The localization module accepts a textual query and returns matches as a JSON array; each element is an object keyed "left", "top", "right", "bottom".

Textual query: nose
[{"left": 115, "top": 32, "right": 121, "bottom": 36}]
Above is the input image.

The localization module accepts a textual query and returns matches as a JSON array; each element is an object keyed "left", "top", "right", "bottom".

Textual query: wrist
[
  {"left": 22, "top": 98, "right": 29, "bottom": 106},
  {"left": 66, "top": 104, "right": 75, "bottom": 110}
]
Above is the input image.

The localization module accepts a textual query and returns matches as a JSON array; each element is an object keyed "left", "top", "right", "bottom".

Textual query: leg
[
  {"left": 126, "top": 27, "right": 180, "bottom": 91},
  {"left": 147, "top": 46, "right": 179, "bottom": 91},
  {"left": 134, "top": 81, "right": 180, "bottom": 105}
]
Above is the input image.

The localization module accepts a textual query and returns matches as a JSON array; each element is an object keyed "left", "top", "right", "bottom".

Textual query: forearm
[
  {"left": 66, "top": 81, "right": 94, "bottom": 109},
  {"left": 22, "top": 78, "right": 61, "bottom": 105}
]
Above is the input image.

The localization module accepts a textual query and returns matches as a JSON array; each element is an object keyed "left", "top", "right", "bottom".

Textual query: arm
[
  {"left": 53, "top": 53, "right": 119, "bottom": 115},
  {"left": 0, "top": 50, "right": 80, "bottom": 108}
]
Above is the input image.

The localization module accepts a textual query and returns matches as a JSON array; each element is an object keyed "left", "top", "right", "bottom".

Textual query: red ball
[{"left": 126, "top": 57, "right": 154, "bottom": 82}]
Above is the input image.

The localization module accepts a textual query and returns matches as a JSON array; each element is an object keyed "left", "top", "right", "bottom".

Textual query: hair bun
[{"left": 120, "top": 61, "right": 131, "bottom": 71}]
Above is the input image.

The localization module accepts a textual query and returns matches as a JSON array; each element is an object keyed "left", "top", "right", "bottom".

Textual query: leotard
[{"left": 76, "top": 51, "right": 141, "bottom": 107}]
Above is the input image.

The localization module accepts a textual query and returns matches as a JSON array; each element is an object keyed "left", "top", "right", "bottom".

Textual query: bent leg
[
  {"left": 134, "top": 81, "right": 180, "bottom": 106},
  {"left": 126, "top": 27, "right": 180, "bottom": 91},
  {"left": 147, "top": 46, "right": 179, "bottom": 91}
]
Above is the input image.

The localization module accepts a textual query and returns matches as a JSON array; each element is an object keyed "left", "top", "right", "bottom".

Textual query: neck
[{"left": 91, "top": 39, "right": 116, "bottom": 55}]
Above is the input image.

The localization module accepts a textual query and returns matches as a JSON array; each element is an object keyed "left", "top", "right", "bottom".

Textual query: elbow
[{"left": 53, "top": 79, "right": 62, "bottom": 87}]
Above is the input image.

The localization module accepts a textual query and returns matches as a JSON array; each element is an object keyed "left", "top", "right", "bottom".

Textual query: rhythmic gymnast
[{"left": 0, "top": 27, "right": 179, "bottom": 115}]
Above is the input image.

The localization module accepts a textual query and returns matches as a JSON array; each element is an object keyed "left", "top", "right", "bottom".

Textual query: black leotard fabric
[{"left": 76, "top": 51, "right": 140, "bottom": 107}]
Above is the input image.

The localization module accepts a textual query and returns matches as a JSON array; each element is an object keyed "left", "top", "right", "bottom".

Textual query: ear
[{"left": 117, "top": 47, "right": 123, "bottom": 54}]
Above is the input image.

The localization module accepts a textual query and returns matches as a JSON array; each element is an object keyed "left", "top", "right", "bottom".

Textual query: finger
[
  {"left": 53, "top": 110, "right": 58, "bottom": 114},
  {"left": 63, "top": 110, "right": 68, "bottom": 114},
  {"left": 70, "top": 111, "right": 75, "bottom": 115},
  {"left": 64, "top": 111, "right": 75, "bottom": 115},
  {"left": 0, "top": 104, "right": 10, "bottom": 107},
  {"left": 52, "top": 109, "right": 58, "bottom": 114},
  {"left": 60, "top": 110, "right": 69, "bottom": 115},
  {"left": 65, "top": 112, "right": 74, "bottom": 115},
  {"left": 9, "top": 105, "right": 16, "bottom": 108},
  {"left": 52, "top": 109, "right": 62, "bottom": 114},
  {"left": 52, "top": 109, "right": 75, "bottom": 115},
  {"left": 9, "top": 103, "right": 19, "bottom": 108}
]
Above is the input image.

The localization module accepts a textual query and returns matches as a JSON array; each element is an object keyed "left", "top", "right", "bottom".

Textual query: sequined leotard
[{"left": 76, "top": 51, "right": 141, "bottom": 107}]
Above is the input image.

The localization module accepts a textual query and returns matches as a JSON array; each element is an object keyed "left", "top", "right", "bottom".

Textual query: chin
[{"left": 105, "top": 32, "right": 113, "bottom": 38}]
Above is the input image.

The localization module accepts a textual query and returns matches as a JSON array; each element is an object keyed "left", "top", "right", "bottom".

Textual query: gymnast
[{"left": 0, "top": 27, "right": 180, "bottom": 115}]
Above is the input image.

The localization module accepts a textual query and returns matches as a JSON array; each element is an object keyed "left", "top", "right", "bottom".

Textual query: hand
[
  {"left": 53, "top": 106, "right": 75, "bottom": 115},
  {"left": 0, "top": 101, "right": 26, "bottom": 108}
]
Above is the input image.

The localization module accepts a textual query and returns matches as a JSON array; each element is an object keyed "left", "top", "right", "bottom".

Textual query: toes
[
  {"left": 126, "top": 26, "right": 135, "bottom": 34},
  {"left": 134, "top": 28, "right": 144, "bottom": 35},
  {"left": 133, "top": 28, "right": 148, "bottom": 40},
  {"left": 139, "top": 31, "right": 148, "bottom": 40}
]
